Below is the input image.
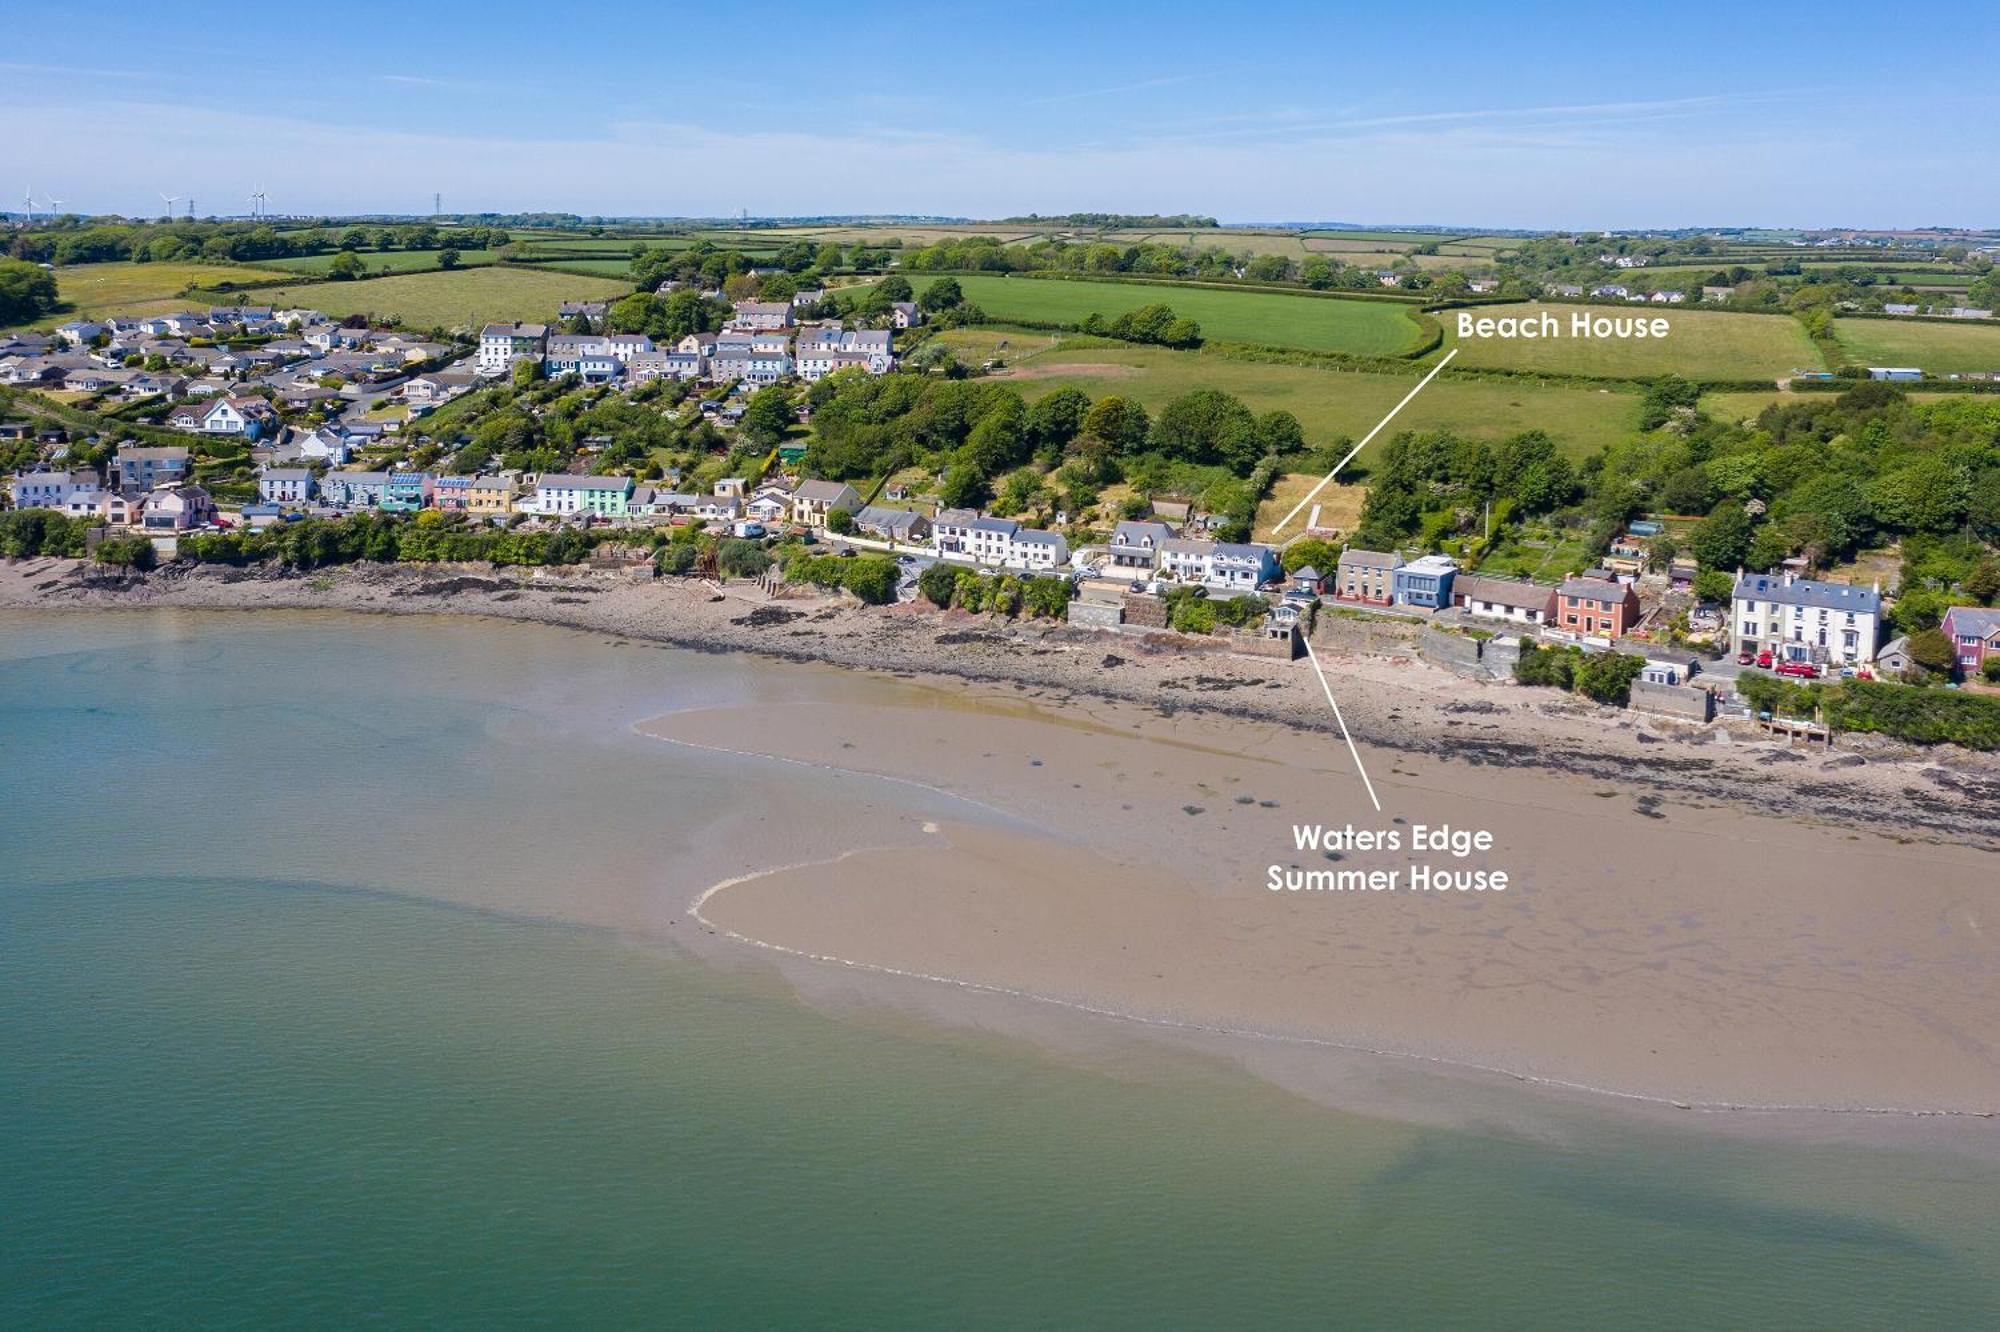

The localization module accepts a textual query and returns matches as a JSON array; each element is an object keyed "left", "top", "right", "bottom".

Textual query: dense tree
[{"left": 0, "top": 259, "right": 58, "bottom": 324}]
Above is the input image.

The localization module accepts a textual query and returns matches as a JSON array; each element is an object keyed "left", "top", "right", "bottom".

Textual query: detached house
[
  {"left": 1335, "top": 548, "right": 1400, "bottom": 605},
  {"left": 1157, "top": 538, "right": 1279, "bottom": 592},
  {"left": 139, "top": 483, "right": 215, "bottom": 532},
  {"left": 113, "top": 445, "right": 191, "bottom": 494},
  {"left": 1552, "top": 574, "right": 1640, "bottom": 637},
  {"left": 1941, "top": 606, "right": 2000, "bottom": 678},
  {"left": 728, "top": 301, "right": 793, "bottom": 331},
  {"left": 790, "top": 480, "right": 862, "bottom": 529},
  {"left": 1108, "top": 519, "right": 1174, "bottom": 571}
]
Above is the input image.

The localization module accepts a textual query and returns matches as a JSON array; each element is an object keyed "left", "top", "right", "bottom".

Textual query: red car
[
  {"left": 1736, "top": 650, "right": 1755, "bottom": 665},
  {"left": 1756, "top": 650, "right": 1774, "bottom": 669},
  {"left": 1775, "top": 661, "right": 1820, "bottom": 679}
]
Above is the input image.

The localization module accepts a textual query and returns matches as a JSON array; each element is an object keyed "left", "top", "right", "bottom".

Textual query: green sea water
[{"left": 3, "top": 609, "right": 1997, "bottom": 1328}]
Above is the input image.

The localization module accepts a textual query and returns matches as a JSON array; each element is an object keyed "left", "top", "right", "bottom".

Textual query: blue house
[{"left": 1392, "top": 554, "right": 1459, "bottom": 609}]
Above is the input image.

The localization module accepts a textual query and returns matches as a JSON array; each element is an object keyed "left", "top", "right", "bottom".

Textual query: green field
[
  {"left": 256, "top": 249, "right": 503, "bottom": 276},
  {"left": 8, "top": 261, "right": 284, "bottom": 328},
  {"left": 1831, "top": 317, "right": 2000, "bottom": 375},
  {"left": 251, "top": 267, "right": 634, "bottom": 330},
  {"left": 867, "top": 274, "right": 1425, "bottom": 355},
  {"left": 1442, "top": 302, "right": 1822, "bottom": 380},
  {"left": 940, "top": 332, "right": 1639, "bottom": 455}
]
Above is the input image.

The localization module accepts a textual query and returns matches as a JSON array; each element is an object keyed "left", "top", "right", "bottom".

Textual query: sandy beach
[{"left": 8, "top": 556, "right": 2000, "bottom": 1123}]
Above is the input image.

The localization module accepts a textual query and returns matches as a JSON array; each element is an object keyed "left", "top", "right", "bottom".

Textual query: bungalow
[
  {"left": 1553, "top": 574, "right": 1640, "bottom": 637},
  {"left": 1451, "top": 574, "right": 1554, "bottom": 626},
  {"left": 1286, "top": 565, "right": 1325, "bottom": 600},
  {"left": 258, "top": 468, "right": 317, "bottom": 505},
  {"left": 166, "top": 395, "right": 275, "bottom": 437},
  {"left": 1467, "top": 278, "right": 1500, "bottom": 294},
  {"left": 1591, "top": 284, "right": 1629, "bottom": 299},
  {"left": 533, "top": 473, "right": 633, "bottom": 518},
  {"left": 745, "top": 492, "right": 790, "bottom": 524},
  {"left": 138, "top": 483, "right": 215, "bottom": 532},
  {"left": 1875, "top": 636, "right": 1914, "bottom": 676},
  {"left": 113, "top": 445, "right": 191, "bottom": 494},
  {"left": 852, "top": 505, "right": 931, "bottom": 543},
  {"left": 1948, "top": 308, "right": 1994, "bottom": 320},
  {"left": 557, "top": 300, "right": 609, "bottom": 322},
  {"left": 692, "top": 496, "right": 743, "bottom": 523},
  {"left": 293, "top": 427, "right": 353, "bottom": 466},
  {"left": 1107, "top": 519, "right": 1175, "bottom": 571},
  {"left": 1649, "top": 290, "right": 1687, "bottom": 304},
  {"left": 1157, "top": 537, "right": 1279, "bottom": 592},
  {"left": 1702, "top": 285, "right": 1734, "bottom": 302},
  {"left": 790, "top": 479, "right": 863, "bottom": 529},
  {"left": 1882, "top": 303, "right": 1920, "bottom": 316},
  {"left": 1940, "top": 606, "right": 2000, "bottom": 678},
  {"left": 402, "top": 371, "right": 477, "bottom": 404},
  {"left": 1335, "top": 548, "right": 1400, "bottom": 605},
  {"left": 1393, "top": 554, "right": 1458, "bottom": 610}
]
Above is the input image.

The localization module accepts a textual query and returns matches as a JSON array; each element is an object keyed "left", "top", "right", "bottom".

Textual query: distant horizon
[
  {"left": 7, "top": 0, "right": 1996, "bottom": 230},
  {"left": 5, "top": 210, "right": 1994, "bottom": 238}
]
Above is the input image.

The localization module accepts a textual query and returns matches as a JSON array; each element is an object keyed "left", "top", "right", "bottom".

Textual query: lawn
[
  {"left": 1831, "top": 317, "right": 2000, "bottom": 375},
  {"left": 1441, "top": 301, "right": 1823, "bottom": 380},
  {"left": 10, "top": 261, "right": 282, "bottom": 328},
  {"left": 868, "top": 274, "right": 1426, "bottom": 355},
  {"left": 940, "top": 334, "right": 1641, "bottom": 457},
  {"left": 252, "top": 267, "right": 633, "bottom": 331},
  {"left": 255, "top": 249, "right": 503, "bottom": 276}
]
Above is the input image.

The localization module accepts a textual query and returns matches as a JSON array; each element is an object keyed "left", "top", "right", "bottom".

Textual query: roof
[
  {"left": 794, "top": 479, "right": 858, "bottom": 503},
  {"left": 1111, "top": 520, "right": 1173, "bottom": 546},
  {"left": 1400, "top": 554, "right": 1459, "bottom": 575},
  {"left": 1944, "top": 607, "right": 2000, "bottom": 639},
  {"left": 1291, "top": 565, "right": 1322, "bottom": 580},
  {"left": 537, "top": 474, "right": 632, "bottom": 491},
  {"left": 1733, "top": 572, "right": 1881, "bottom": 614},
  {"left": 1338, "top": 548, "right": 1401, "bottom": 570},
  {"left": 1454, "top": 575, "right": 1552, "bottom": 609},
  {"left": 118, "top": 445, "right": 190, "bottom": 460},
  {"left": 1557, "top": 575, "right": 1631, "bottom": 601},
  {"left": 261, "top": 468, "right": 312, "bottom": 481},
  {"left": 481, "top": 322, "right": 548, "bottom": 337}
]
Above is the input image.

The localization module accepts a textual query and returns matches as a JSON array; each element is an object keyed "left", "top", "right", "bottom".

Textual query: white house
[
  {"left": 1730, "top": 570, "right": 1882, "bottom": 668},
  {"left": 258, "top": 468, "right": 317, "bottom": 505},
  {"left": 934, "top": 510, "right": 1070, "bottom": 571},
  {"left": 477, "top": 322, "right": 549, "bottom": 375},
  {"left": 8, "top": 468, "right": 100, "bottom": 511},
  {"left": 1156, "top": 538, "right": 1279, "bottom": 592}
]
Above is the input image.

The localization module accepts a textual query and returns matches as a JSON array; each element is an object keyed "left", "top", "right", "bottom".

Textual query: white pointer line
[
  {"left": 1301, "top": 634, "right": 1382, "bottom": 813},
  {"left": 1273, "top": 347, "right": 1459, "bottom": 535}
]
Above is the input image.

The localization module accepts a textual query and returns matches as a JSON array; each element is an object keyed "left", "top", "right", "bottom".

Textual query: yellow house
[{"left": 467, "top": 477, "right": 515, "bottom": 515}]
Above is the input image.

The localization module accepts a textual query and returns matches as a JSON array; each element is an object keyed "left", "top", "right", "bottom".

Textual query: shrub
[{"left": 918, "top": 562, "right": 957, "bottom": 608}]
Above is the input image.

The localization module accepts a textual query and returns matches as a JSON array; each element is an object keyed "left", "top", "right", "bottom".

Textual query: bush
[
  {"left": 839, "top": 555, "right": 898, "bottom": 604},
  {"left": 716, "top": 539, "right": 771, "bottom": 578},
  {"left": 1822, "top": 679, "right": 2000, "bottom": 749},
  {"left": 1985, "top": 658, "right": 2000, "bottom": 684},
  {"left": 1514, "top": 641, "right": 1645, "bottom": 704},
  {"left": 918, "top": 562, "right": 957, "bottom": 608}
]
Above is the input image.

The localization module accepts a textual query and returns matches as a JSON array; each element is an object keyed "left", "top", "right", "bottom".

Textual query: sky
[{"left": 5, "top": 1, "right": 1996, "bottom": 229}]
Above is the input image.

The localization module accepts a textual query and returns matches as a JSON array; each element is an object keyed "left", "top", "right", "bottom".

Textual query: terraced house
[
  {"left": 532, "top": 474, "right": 632, "bottom": 518},
  {"left": 477, "top": 322, "right": 549, "bottom": 375},
  {"left": 1730, "top": 571, "right": 1882, "bottom": 667}
]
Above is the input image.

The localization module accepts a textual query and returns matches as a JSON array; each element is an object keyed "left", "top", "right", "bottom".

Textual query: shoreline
[
  {"left": 10, "top": 559, "right": 2000, "bottom": 1140},
  {"left": 7, "top": 556, "right": 2000, "bottom": 846}
]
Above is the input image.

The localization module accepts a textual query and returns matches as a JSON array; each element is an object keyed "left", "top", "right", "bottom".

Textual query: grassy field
[
  {"left": 8, "top": 261, "right": 283, "bottom": 328},
  {"left": 940, "top": 333, "right": 1640, "bottom": 456},
  {"left": 1253, "top": 474, "right": 1367, "bottom": 540},
  {"left": 870, "top": 275, "right": 1426, "bottom": 355},
  {"left": 251, "top": 267, "right": 633, "bottom": 330},
  {"left": 1441, "top": 301, "right": 1822, "bottom": 380},
  {"left": 1831, "top": 317, "right": 2000, "bottom": 375},
  {"left": 256, "top": 249, "right": 502, "bottom": 276}
]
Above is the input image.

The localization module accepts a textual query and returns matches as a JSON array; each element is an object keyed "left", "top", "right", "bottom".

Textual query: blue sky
[{"left": 6, "top": 1, "right": 1996, "bottom": 227}]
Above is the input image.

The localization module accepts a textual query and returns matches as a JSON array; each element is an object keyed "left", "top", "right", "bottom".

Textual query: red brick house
[{"left": 1554, "top": 574, "right": 1641, "bottom": 637}]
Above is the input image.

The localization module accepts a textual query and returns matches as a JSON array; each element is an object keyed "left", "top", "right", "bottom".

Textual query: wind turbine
[
  {"left": 44, "top": 196, "right": 64, "bottom": 216},
  {"left": 159, "top": 192, "right": 178, "bottom": 221},
  {"left": 22, "top": 186, "right": 35, "bottom": 223}
]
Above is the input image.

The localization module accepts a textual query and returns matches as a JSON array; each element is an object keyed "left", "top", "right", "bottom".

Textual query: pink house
[{"left": 1941, "top": 606, "right": 2000, "bottom": 678}]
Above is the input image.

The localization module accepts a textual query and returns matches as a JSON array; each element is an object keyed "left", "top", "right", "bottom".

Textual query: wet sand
[
  {"left": 648, "top": 690, "right": 2000, "bottom": 1120},
  {"left": 8, "top": 557, "right": 2000, "bottom": 1127}
]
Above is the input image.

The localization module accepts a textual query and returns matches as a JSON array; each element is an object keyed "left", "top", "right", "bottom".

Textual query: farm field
[
  {"left": 1831, "top": 317, "right": 2000, "bottom": 375},
  {"left": 9, "top": 261, "right": 282, "bottom": 328},
  {"left": 256, "top": 249, "right": 502, "bottom": 275},
  {"left": 251, "top": 267, "right": 632, "bottom": 330},
  {"left": 865, "top": 274, "right": 1426, "bottom": 355},
  {"left": 1441, "top": 301, "right": 1823, "bottom": 380},
  {"left": 939, "top": 333, "right": 1640, "bottom": 455}
]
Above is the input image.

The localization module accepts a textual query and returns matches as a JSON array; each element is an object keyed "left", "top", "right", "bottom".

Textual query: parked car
[
  {"left": 1775, "top": 661, "right": 1820, "bottom": 679},
  {"left": 1736, "top": 650, "right": 1756, "bottom": 666},
  {"left": 1756, "top": 650, "right": 1774, "bottom": 669}
]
